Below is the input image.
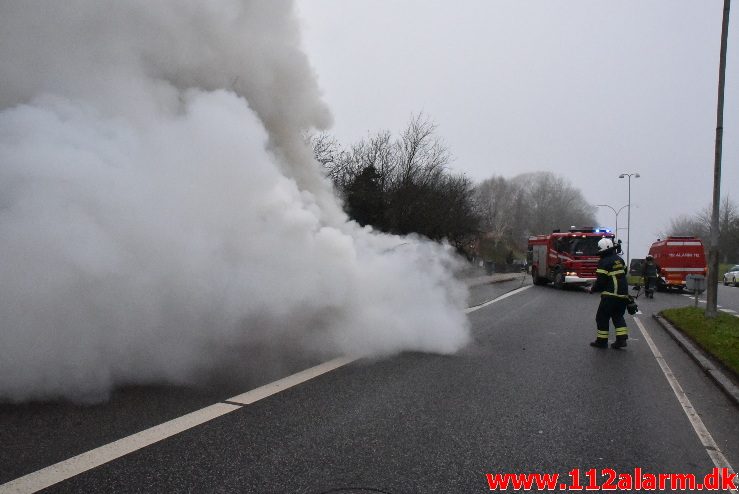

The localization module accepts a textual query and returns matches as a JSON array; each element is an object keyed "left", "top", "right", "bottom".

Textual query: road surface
[{"left": 1, "top": 277, "right": 737, "bottom": 493}]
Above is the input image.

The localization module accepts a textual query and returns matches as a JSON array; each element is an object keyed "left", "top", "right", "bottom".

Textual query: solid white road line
[
  {"left": 719, "top": 308, "right": 737, "bottom": 314},
  {"left": 0, "top": 357, "right": 356, "bottom": 494},
  {"left": 465, "top": 285, "right": 532, "bottom": 314},
  {"left": 0, "top": 403, "right": 241, "bottom": 494},
  {"left": 633, "top": 317, "right": 737, "bottom": 491},
  {"left": 227, "top": 356, "right": 356, "bottom": 404}
]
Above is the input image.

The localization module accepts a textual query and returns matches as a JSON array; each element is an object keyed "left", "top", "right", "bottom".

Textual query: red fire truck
[
  {"left": 648, "top": 236, "right": 707, "bottom": 291},
  {"left": 527, "top": 227, "right": 615, "bottom": 289}
]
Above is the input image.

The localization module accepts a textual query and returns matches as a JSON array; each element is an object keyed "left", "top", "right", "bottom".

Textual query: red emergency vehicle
[
  {"left": 527, "top": 227, "right": 615, "bottom": 289},
  {"left": 647, "top": 236, "right": 707, "bottom": 291}
]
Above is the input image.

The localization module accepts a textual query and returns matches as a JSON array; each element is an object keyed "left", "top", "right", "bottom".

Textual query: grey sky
[{"left": 296, "top": 0, "right": 738, "bottom": 260}]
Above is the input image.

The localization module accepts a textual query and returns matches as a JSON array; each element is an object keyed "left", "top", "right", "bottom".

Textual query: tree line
[
  {"left": 311, "top": 115, "right": 596, "bottom": 263},
  {"left": 474, "top": 171, "right": 595, "bottom": 262},
  {"left": 666, "top": 198, "right": 739, "bottom": 264}
]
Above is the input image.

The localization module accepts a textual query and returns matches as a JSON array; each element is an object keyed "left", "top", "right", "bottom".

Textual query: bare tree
[
  {"left": 474, "top": 176, "right": 523, "bottom": 242},
  {"left": 667, "top": 197, "right": 739, "bottom": 263},
  {"left": 472, "top": 171, "right": 597, "bottom": 264},
  {"left": 309, "top": 114, "right": 481, "bottom": 253},
  {"left": 667, "top": 214, "right": 707, "bottom": 238},
  {"left": 512, "top": 171, "right": 596, "bottom": 237}
]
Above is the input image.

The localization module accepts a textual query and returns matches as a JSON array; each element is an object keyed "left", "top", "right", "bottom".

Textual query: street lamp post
[
  {"left": 596, "top": 204, "right": 628, "bottom": 240},
  {"left": 618, "top": 173, "right": 640, "bottom": 267}
]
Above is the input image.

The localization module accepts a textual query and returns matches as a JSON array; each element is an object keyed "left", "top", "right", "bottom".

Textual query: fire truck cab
[
  {"left": 647, "top": 236, "right": 707, "bottom": 291},
  {"left": 527, "top": 227, "right": 615, "bottom": 289}
]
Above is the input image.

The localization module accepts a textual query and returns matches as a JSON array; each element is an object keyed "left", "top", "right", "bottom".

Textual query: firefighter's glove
[{"left": 626, "top": 296, "right": 639, "bottom": 315}]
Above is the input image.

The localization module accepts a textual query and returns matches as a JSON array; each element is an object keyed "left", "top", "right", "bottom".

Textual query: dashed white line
[
  {"left": 0, "top": 356, "right": 356, "bottom": 494},
  {"left": 632, "top": 317, "right": 737, "bottom": 491}
]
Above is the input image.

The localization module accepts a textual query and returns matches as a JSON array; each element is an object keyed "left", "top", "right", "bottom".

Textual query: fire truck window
[
  {"left": 555, "top": 238, "right": 568, "bottom": 252},
  {"left": 570, "top": 237, "right": 600, "bottom": 256}
]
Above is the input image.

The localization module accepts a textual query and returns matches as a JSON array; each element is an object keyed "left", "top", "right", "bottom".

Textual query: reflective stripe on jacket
[{"left": 592, "top": 252, "right": 629, "bottom": 299}]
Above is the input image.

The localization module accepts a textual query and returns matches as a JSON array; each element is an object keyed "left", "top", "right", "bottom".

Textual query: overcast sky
[{"left": 296, "top": 0, "right": 738, "bottom": 260}]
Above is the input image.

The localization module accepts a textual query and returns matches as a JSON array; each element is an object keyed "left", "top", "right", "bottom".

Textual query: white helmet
[{"left": 597, "top": 237, "right": 614, "bottom": 253}]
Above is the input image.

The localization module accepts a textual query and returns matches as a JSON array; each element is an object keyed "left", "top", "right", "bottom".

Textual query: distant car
[
  {"left": 724, "top": 265, "right": 739, "bottom": 287},
  {"left": 511, "top": 259, "right": 528, "bottom": 272}
]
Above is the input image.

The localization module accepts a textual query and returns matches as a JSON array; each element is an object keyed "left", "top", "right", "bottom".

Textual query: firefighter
[
  {"left": 640, "top": 254, "right": 660, "bottom": 298},
  {"left": 589, "top": 238, "right": 629, "bottom": 349}
]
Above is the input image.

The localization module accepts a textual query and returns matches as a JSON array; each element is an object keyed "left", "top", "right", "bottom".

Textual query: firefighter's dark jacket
[
  {"left": 592, "top": 250, "right": 629, "bottom": 299},
  {"left": 641, "top": 260, "right": 660, "bottom": 278}
]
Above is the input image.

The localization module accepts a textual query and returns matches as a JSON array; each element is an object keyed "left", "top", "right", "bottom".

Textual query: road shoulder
[{"left": 653, "top": 314, "right": 739, "bottom": 407}]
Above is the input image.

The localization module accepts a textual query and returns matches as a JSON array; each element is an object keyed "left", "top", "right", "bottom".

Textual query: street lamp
[
  {"left": 596, "top": 204, "right": 628, "bottom": 239},
  {"left": 618, "top": 172, "right": 640, "bottom": 267}
]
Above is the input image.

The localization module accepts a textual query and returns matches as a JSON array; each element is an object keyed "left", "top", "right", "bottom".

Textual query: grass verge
[{"left": 661, "top": 307, "right": 739, "bottom": 378}]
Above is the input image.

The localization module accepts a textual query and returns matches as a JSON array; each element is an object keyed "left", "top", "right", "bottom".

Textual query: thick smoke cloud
[{"left": 0, "top": 0, "right": 470, "bottom": 402}]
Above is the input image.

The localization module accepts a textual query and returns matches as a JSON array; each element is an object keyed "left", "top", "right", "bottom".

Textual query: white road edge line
[
  {"left": 0, "top": 356, "right": 356, "bottom": 494},
  {"left": 633, "top": 317, "right": 737, "bottom": 491},
  {"left": 465, "top": 285, "right": 532, "bottom": 314}
]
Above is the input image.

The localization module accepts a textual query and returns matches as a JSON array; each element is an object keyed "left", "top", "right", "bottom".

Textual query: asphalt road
[
  {"left": 716, "top": 283, "right": 739, "bottom": 315},
  {"left": 657, "top": 282, "right": 739, "bottom": 316},
  {"left": 1, "top": 278, "right": 737, "bottom": 493}
]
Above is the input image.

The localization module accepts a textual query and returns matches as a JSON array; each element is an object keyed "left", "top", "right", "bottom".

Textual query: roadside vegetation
[
  {"left": 311, "top": 115, "right": 479, "bottom": 254},
  {"left": 310, "top": 114, "right": 596, "bottom": 264},
  {"left": 661, "top": 307, "right": 739, "bottom": 377}
]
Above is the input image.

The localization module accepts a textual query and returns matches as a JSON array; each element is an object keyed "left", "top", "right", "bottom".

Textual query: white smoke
[{"left": 0, "top": 0, "right": 470, "bottom": 402}]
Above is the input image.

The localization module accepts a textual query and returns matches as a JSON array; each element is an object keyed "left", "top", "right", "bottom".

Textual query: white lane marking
[
  {"left": 0, "top": 357, "right": 356, "bottom": 494},
  {"left": 0, "top": 403, "right": 240, "bottom": 494},
  {"left": 227, "top": 356, "right": 356, "bottom": 404},
  {"left": 633, "top": 317, "right": 737, "bottom": 490},
  {"left": 465, "top": 285, "right": 532, "bottom": 314},
  {"left": 719, "top": 308, "right": 737, "bottom": 314}
]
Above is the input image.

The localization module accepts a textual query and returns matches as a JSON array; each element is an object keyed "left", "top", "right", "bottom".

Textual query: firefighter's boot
[
  {"left": 611, "top": 337, "right": 628, "bottom": 350},
  {"left": 590, "top": 338, "right": 608, "bottom": 349}
]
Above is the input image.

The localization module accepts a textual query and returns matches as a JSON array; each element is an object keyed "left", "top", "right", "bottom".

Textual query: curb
[
  {"left": 465, "top": 273, "right": 526, "bottom": 288},
  {"left": 652, "top": 314, "right": 739, "bottom": 407}
]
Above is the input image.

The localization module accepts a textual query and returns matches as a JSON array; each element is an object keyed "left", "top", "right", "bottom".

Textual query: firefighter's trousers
[
  {"left": 595, "top": 296, "right": 629, "bottom": 342},
  {"left": 643, "top": 276, "right": 657, "bottom": 296}
]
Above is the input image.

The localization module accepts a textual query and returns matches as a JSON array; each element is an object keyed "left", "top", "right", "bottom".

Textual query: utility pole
[{"left": 706, "top": 0, "right": 731, "bottom": 318}]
